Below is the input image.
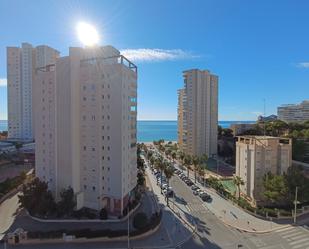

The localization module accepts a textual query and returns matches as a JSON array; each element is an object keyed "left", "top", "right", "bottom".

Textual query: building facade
[
  {"left": 7, "top": 43, "right": 59, "bottom": 140},
  {"left": 278, "top": 100, "right": 309, "bottom": 123},
  {"left": 235, "top": 136, "right": 292, "bottom": 202},
  {"left": 178, "top": 69, "right": 218, "bottom": 157},
  {"left": 177, "top": 89, "right": 185, "bottom": 151},
  {"left": 230, "top": 123, "right": 256, "bottom": 136},
  {"left": 33, "top": 46, "right": 137, "bottom": 215}
]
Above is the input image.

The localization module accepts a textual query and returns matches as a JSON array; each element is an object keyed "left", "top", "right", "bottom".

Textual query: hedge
[{"left": 27, "top": 210, "right": 162, "bottom": 240}]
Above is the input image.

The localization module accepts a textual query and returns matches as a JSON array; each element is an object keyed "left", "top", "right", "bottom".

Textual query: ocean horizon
[{"left": 0, "top": 120, "right": 255, "bottom": 142}]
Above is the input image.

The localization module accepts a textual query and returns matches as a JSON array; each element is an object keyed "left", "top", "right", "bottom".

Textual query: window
[{"left": 92, "top": 186, "right": 96, "bottom": 191}]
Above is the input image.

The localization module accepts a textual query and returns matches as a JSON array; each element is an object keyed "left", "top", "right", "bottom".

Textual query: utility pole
[
  {"left": 263, "top": 98, "right": 266, "bottom": 137},
  {"left": 294, "top": 186, "right": 298, "bottom": 224},
  {"left": 127, "top": 192, "right": 131, "bottom": 249}
]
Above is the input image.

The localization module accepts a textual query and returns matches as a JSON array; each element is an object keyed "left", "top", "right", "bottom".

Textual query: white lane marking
[
  {"left": 292, "top": 241, "right": 309, "bottom": 249},
  {"left": 282, "top": 231, "right": 303, "bottom": 238},
  {"left": 275, "top": 226, "right": 295, "bottom": 234},
  {"left": 290, "top": 234, "right": 309, "bottom": 241},
  {"left": 290, "top": 238, "right": 309, "bottom": 246}
]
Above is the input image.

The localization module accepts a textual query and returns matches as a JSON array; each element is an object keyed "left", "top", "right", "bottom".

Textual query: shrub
[
  {"left": 133, "top": 212, "right": 148, "bottom": 230},
  {"left": 99, "top": 208, "right": 108, "bottom": 220}
]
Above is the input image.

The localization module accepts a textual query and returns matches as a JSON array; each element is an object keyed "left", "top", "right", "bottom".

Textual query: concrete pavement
[{"left": 0, "top": 192, "right": 20, "bottom": 240}]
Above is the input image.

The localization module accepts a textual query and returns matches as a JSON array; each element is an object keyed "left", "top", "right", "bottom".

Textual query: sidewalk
[
  {"left": 151, "top": 146, "right": 290, "bottom": 233},
  {"left": 145, "top": 165, "right": 195, "bottom": 247}
]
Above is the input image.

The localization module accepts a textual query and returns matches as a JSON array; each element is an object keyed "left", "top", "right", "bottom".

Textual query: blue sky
[{"left": 0, "top": 0, "right": 309, "bottom": 121}]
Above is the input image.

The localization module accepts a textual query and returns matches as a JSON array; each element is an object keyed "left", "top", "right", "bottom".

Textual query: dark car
[{"left": 201, "top": 193, "right": 212, "bottom": 202}]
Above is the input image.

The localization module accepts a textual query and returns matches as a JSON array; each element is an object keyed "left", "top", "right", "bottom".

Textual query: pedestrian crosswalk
[{"left": 274, "top": 226, "right": 309, "bottom": 249}]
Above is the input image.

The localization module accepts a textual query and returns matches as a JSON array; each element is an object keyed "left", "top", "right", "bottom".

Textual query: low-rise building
[
  {"left": 230, "top": 123, "right": 255, "bottom": 136},
  {"left": 235, "top": 136, "right": 292, "bottom": 203}
]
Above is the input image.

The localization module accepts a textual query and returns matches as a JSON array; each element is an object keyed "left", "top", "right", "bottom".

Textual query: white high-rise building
[
  {"left": 33, "top": 46, "right": 137, "bottom": 215},
  {"left": 278, "top": 100, "right": 309, "bottom": 123},
  {"left": 178, "top": 69, "right": 218, "bottom": 157},
  {"left": 7, "top": 43, "right": 59, "bottom": 140}
]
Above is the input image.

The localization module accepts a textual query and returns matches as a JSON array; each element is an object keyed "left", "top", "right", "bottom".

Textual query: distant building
[
  {"left": 33, "top": 45, "right": 137, "bottom": 215},
  {"left": 177, "top": 69, "right": 218, "bottom": 157},
  {"left": 7, "top": 43, "right": 59, "bottom": 140},
  {"left": 230, "top": 123, "right": 256, "bottom": 136},
  {"left": 257, "top": 115, "right": 277, "bottom": 122},
  {"left": 278, "top": 100, "right": 309, "bottom": 123},
  {"left": 235, "top": 136, "right": 292, "bottom": 202}
]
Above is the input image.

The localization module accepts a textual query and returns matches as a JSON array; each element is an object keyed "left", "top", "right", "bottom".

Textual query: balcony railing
[{"left": 80, "top": 55, "right": 137, "bottom": 74}]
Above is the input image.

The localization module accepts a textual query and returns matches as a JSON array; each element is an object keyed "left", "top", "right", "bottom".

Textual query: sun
[{"left": 76, "top": 22, "right": 99, "bottom": 46}]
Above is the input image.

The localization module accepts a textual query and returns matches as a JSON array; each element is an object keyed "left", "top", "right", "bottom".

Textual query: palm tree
[
  {"left": 201, "top": 154, "right": 208, "bottom": 180},
  {"left": 192, "top": 156, "right": 200, "bottom": 183},
  {"left": 184, "top": 155, "right": 192, "bottom": 178},
  {"left": 233, "top": 176, "right": 245, "bottom": 200},
  {"left": 164, "top": 166, "right": 174, "bottom": 206},
  {"left": 197, "top": 165, "right": 205, "bottom": 186},
  {"left": 150, "top": 156, "right": 156, "bottom": 169},
  {"left": 165, "top": 149, "right": 171, "bottom": 158},
  {"left": 171, "top": 152, "right": 177, "bottom": 163},
  {"left": 155, "top": 157, "right": 166, "bottom": 194},
  {"left": 178, "top": 151, "right": 185, "bottom": 172}
]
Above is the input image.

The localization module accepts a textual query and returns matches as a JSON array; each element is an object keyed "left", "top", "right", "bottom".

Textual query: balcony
[{"left": 80, "top": 55, "right": 137, "bottom": 74}]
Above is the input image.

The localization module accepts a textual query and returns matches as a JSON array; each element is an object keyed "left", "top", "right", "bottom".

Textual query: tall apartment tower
[
  {"left": 33, "top": 46, "right": 137, "bottom": 215},
  {"left": 178, "top": 69, "right": 218, "bottom": 157},
  {"left": 177, "top": 89, "right": 185, "bottom": 151},
  {"left": 7, "top": 43, "right": 59, "bottom": 140},
  {"left": 235, "top": 136, "right": 292, "bottom": 202}
]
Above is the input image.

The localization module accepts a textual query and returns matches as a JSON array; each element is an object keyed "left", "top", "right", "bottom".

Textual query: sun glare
[{"left": 76, "top": 22, "right": 99, "bottom": 46}]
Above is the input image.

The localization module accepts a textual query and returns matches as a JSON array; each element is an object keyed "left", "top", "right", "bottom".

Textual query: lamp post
[
  {"left": 294, "top": 186, "right": 298, "bottom": 224},
  {"left": 127, "top": 192, "right": 131, "bottom": 249}
]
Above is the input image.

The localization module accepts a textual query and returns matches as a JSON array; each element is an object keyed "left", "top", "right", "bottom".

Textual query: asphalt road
[{"left": 170, "top": 173, "right": 309, "bottom": 249}]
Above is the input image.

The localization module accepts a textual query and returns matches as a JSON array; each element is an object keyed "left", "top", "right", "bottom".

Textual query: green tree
[
  {"left": 57, "top": 187, "right": 76, "bottom": 216},
  {"left": 137, "top": 171, "right": 145, "bottom": 186},
  {"left": 292, "top": 139, "right": 306, "bottom": 161},
  {"left": 164, "top": 166, "right": 174, "bottom": 206},
  {"left": 192, "top": 156, "right": 200, "bottom": 183},
  {"left": 171, "top": 151, "right": 177, "bottom": 163},
  {"left": 233, "top": 176, "right": 244, "bottom": 200},
  {"left": 263, "top": 172, "right": 288, "bottom": 204},
  {"left": 155, "top": 156, "right": 166, "bottom": 194},
  {"left": 286, "top": 165, "right": 309, "bottom": 203},
  {"left": 99, "top": 208, "right": 108, "bottom": 220},
  {"left": 18, "top": 178, "right": 56, "bottom": 216},
  {"left": 184, "top": 155, "right": 192, "bottom": 178}
]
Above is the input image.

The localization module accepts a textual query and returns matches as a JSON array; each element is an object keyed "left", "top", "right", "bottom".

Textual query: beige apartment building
[
  {"left": 177, "top": 89, "right": 185, "bottom": 150},
  {"left": 33, "top": 45, "right": 137, "bottom": 215},
  {"left": 278, "top": 100, "right": 309, "bottom": 123},
  {"left": 235, "top": 136, "right": 292, "bottom": 202},
  {"left": 230, "top": 123, "right": 255, "bottom": 136},
  {"left": 7, "top": 43, "right": 59, "bottom": 140},
  {"left": 177, "top": 69, "right": 218, "bottom": 157}
]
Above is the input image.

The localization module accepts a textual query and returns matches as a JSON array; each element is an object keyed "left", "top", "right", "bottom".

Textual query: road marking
[
  {"left": 282, "top": 231, "right": 303, "bottom": 238},
  {"left": 290, "top": 238, "right": 309, "bottom": 246},
  {"left": 290, "top": 234, "right": 309, "bottom": 241},
  {"left": 292, "top": 241, "right": 309, "bottom": 249},
  {"left": 275, "top": 226, "right": 295, "bottom": 234}
]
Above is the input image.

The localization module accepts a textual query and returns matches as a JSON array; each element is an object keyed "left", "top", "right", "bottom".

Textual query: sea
[{"left": 0, "top": 120, "right": 255, "bottom": 142}]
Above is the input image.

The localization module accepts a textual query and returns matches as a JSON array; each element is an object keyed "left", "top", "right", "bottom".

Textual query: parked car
[
  {"left": 191, "top": 185, "right": 199, "bottom": 191},
  {"left": 193, "top": 190, "right": 199, "bottom": 195},
  {"left": 201, "top": 193, "right": 212, "bottom": 202}
]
